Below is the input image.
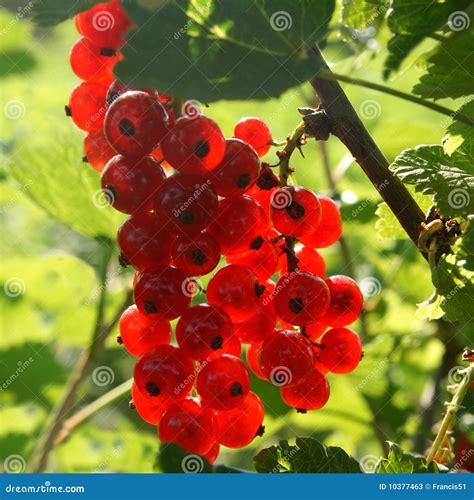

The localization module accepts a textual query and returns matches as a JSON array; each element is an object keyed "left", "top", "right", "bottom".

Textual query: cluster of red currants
[{"left": 67, "top": 0, "right": 363, "bottom": 465}]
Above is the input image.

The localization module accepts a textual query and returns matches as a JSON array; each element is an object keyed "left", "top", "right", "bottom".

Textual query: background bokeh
[{"left": 0, "top": 2, "right": 472, "bottom": 473}]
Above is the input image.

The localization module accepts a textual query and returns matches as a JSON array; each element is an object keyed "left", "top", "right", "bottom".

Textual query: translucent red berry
[
  {"left": 70, "top": 36, "right": 121, "bottom": 82},
  {"left": 279, "top": 245, "right": 326, "bottom": 278},
  {"left": 134, "top": 266, "right": 192, "bottom": 320},
  {"left": 83, "top": 128, "right": 116, "bottom": 172},
  {"left": 280, "top": 369, "right": 330, "bottom": 410},
  {"left": 176, "top": 304, "right": 235, "bottom": 361},
  {"left": 273, "top": 271, "right": 330, "bottom": 326},
  {"left": 203, "top": 442, "right": 220, "bottom": 464},
  {"left": 234, "top": 117, "right": 272, "bottom": 157},
  {"left": 196, "top": 354, "right": 250, "bottom": 411},
  {"left": 159, "top": 397, "right": 217, "bottom": 455},
  {"left": 161, "top": 115, "right": 226, "bottom": 174},
  {"left": 270, "top": 186, "right": 321, "bottom": 238},
  {"left": 131, "top": 382, "right": 167, "bottom": 425},
  {"left": 211, "top": 138, "right": 260, "bottom": 197},
  {"left": 133, "top": 345, "right": 194, "bottom": 402},
  {"left": 207, "top": 264, "right": 263, "bottom": 322},
  {"left": 117, "top": 214, "right": 175, "bottom": 270},
  {"left": 104, "top": 91, "right": 168, "bottom": 158},
  {"left": 101, "top": 155, "right": 166, "bottom": 215},
  {"left": 154, "top": 174, "right": 218, "bottom": 236},
  {"left": 245, "top": 342, "right": 268, "bottom": 380},
  {"left": 323, "top": 275, "right": 363, "bottom": 327},
  {"left": 68, "top": 81, "right": 108, "bottom": 131},
  {"left": 319, "top": 328, "right": 362, "bottom": 374},
  {"left": 258, "top": 329, "right": 314, "bottom": 387},
  {"left": 215, "top": 392, "right": 265, "bottom": 448},
  {"left": 119, "top": 305, "right": 171, "bottom": 357},
  {"left": 300, "top": 195, "right": 342, "bottom": 248},
  {"left": 207, "top": 195, "right": 268, "bottom": 257},
  {"left": 171, "top": 232, "right": 220, "bottom": 276},
  {"left": 106, "top": 79, "right": 159, "bottom": 107}
]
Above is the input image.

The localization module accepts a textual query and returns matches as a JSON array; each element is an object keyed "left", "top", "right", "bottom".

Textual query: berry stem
[
  {"left": 426, "top": 358, "right": 473, "bottom": 463},
  {"left": 310, "top": 46, "right": 429, "bottom": 259}
]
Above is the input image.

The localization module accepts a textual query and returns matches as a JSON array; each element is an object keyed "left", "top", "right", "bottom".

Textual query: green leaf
[
  {"left": 114, "top": 0, "right": 335, "bottom": 102},
  {"left": 156, "top": 442, "right": 213, "bottom": 473},
  {"left": 340, "top": 0, "right": 388, "bottom": 30},
  {"left": 254, "top": 437, "right": 361, "bottom": 473},
  {"left": 384, "top": 0, "right": 471, "bottom": 78},
  {"left": 390, "top": 145, "right": 474, "bottom": 217},
  {"left": 443, "top": 99, "right": 474, "bottom": 156},
  {"left": 5, "top": 131, "right": 124, "bottom": 241},
  {"left": 413, "top": 29, "right": 474, "bottom": 100},
  {"left": 455, "top": 215, "right": 474, "bottom": 271},
  {"left": 31, "top": 0, "right": 102, "bottom": 26},
  {"left": 376, "top": 442, "right": 439, "bottom": 473}
]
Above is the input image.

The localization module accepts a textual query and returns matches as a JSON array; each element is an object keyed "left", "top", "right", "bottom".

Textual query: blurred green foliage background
[{"left": 0, "top": 2, "right": 471, "bottom": 473}]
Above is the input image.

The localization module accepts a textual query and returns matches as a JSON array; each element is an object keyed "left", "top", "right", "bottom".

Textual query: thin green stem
[
  {"left": 318, "top": 70, "right": 474, "bottom": 127},
  {"left": 426, "top": 363, "right": 473, "bottom": 463}
]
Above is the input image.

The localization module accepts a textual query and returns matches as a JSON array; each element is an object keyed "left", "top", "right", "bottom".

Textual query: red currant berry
[
  {"left": 117, "top": 214, "right": 175, "bottom": 270},
  {"left": 203, "top": 442, "right": 220, "bottom": 464},
  {"left": 270, "top": 186, "right": 321, "bottom": 238},
  {"left": 234, "top": 281, "right": 277, "bottom": 343},
  {"left": 106, "top": 79, "right": 159, "bottom": 107},
  {"left": 215, "top": 392, "right": 265, "bottom": 448},
  {"left": 300, "top": 196, "right": 342, "bottom": 248},
  {"left": 319, "top": 328, "right": 362, "bottom": 374},
  {"left": 134, "top": 266, "right": 192, "bottom": 320},
  {"left": 133, "top": 344, "right": 194, "bottom": 402},
  {"left": 222, "top": 334, "right": 242, "bottom": 358},
  {"left": 176, "top": 304, "right": 235, "bottom": 361},
  {"left": 312, "top": 347, "right": 329, "bottom": 375},
  {"left": 76, "top": 0, "right": 132, "bottom": 50},
  {"left": 323, "top": 275, "right": 363, "bottom": 327},
  {"left": 161, "top": 115, "right": 225, "bottom": 174},
  {"left": 207, "top": 264, "right": 263, "bottom": 322},
  {"left": 119, "top": 305, "right": 171, "bottom": 357},
  {"left": 234, "top": 117, "right": 272, "bottom": 157},
  {"left": 68, "top": 81, "right": 108, "bottom": 131},
  {"left": 159, "top": 397, "right": 217, "bottom": 455},
  {"left": 245, "top": 342, "right": 268, "bottom": 380},
  {"left": 196, "top": 354, "right": 250, "bottom": 411},
  {"left": 207, "top": 195, "right": 268, "bottom": 257},
  {"left": 131, "top": 382, "right": 168, "bottom": 425},
  {"left": 101, "top": 155, "right": 166, "bottom": 215},
  {"left": 211, "top": 139, "right": 260, "bottom": 197},
  {"left": 304, "top": 321, "right": 328, "bottom": 341},
  {"left": 258, "top": 329, "right": 314, "bottom": 387},
  {"left": 74, "top": 15, "right": 83, "bottom": 34},
  {"left": 280, "top": 369, "right": 330, "bottom": 410},
  {"left": 172, "top": 232, "right": 220, "bottom": 276},
  {"left": 273, "top": 271, "right": 330, "bottom": 326},
  {"left": 278, "top": 245, "right": 326, "bottom": 278},
  {"left": 83, "top": 128, "right": 117, "bottom": 172},
  {"left": 104, "top": 91, "right": 168, "bottom": 158},
  {"left": 227, "top": 235, "right": 278, "bottom": 282},
  {"left": 246, "top": 183, "right": 277, "bottom": 220},
  {"left": 70, "top": 36, "right": 121, "bottom": 82}
]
